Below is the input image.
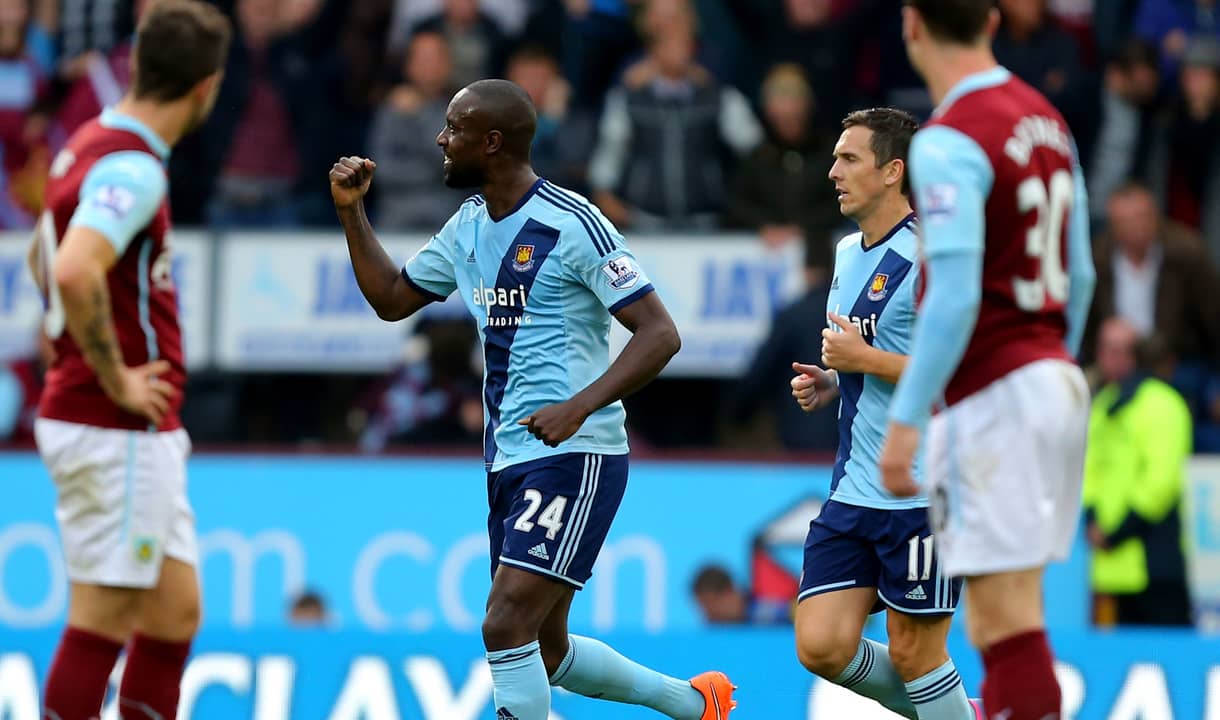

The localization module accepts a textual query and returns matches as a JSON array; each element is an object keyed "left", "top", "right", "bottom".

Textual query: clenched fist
[{"left": 330, "top": 156, "right": 376, "bottom": 209}]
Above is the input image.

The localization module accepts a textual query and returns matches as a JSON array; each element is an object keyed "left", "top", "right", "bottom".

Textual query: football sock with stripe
[
  {"left": 549, "top": 635, "right": 705, "bottom": 719},
  {"left": 833, "top": 638, "right": 919, "bottom": 719},
  {"left": 905, "top": 658, "right": 974, "bottom": 719},
  {"left": 488, "top": 641, "right": 551, "bottom": 720}
]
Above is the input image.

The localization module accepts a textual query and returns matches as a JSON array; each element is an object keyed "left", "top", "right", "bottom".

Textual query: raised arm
[{"left": 330, "top": 156, "right": 435, "bottom": 321}]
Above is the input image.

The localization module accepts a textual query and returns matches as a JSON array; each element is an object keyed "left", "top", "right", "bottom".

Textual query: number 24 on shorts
[{"left": 514, "top": 490, "right": 568, "bottom": 541}]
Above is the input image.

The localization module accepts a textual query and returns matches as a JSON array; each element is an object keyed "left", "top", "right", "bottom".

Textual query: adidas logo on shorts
[
  {"left": 528, "top": 543, "right": 550, "bottom": 561},
  {"left": 497, "top": 708, "right": 520, "bottom": 719},
  {"left": 905, "top": 585, "right": 928, "bottom": 601}
]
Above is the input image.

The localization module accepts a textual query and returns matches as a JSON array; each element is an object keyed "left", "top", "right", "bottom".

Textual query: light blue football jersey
[
  {"left": 826, "top": 213, "right": 926, "bottom": 510},
  {"left": 403, "top": 179, "right": 655, "bottom": 471}
]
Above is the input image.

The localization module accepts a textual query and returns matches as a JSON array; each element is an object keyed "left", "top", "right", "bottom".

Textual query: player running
[
  {"left": 331, "top": 79, "right": 736, "bottom": 720},
  {"left": 881, "top": 2, "right": 1096, "bottom": 719},
  {"left": 26, "top": 3, "right": 230, "bottom": 719},
  {"left": 790, "top": 108, "right": 977, "bottom": 720}
]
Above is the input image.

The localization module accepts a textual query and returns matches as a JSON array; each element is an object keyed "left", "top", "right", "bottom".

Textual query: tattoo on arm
[{"left": 63, "top": 279, "right": 124, "bottom": 394}]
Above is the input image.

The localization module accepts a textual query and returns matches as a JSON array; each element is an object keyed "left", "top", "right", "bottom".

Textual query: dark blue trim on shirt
[
  {"left": 488, "top": 178, "right": 544, "bottom": 223},
  {"left": 538, "top": 182, "right": 616, "bottom": 256},
  {"left": 401, "top": 267, "right": 449, "bottom": 303},
  {"left": 608, "top": 283, "right": 655, "bottom": 314},
  {"left": 482, "top": 218, "right": 562, "bottom": 467},
  {"left": 861, "top": 212, "right": 917, "bottom": 253}
]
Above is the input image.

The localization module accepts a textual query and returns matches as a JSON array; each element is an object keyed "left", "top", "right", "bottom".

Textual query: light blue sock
[
  {"left": 905, "top": 659, "right": 974, "bottom": 720},
  {"left": 487, "top": 641, "right": 551, "bottom": 720},
  {"left": 833, "top": 639, "right": 919, "bottom": 720},
  {"left": 548, "top": 635, "right": 705, "bottom": 720}
]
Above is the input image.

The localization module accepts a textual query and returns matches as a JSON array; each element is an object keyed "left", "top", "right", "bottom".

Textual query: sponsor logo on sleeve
[
  {"left": 601, "top": 256, "right": 641, "bottom": 291},
  {"left": 88, "top": 185, "right": 137, "bottom": 220},
  {"left": 919, "top": 183, "right": 958, "bottom": 223}
]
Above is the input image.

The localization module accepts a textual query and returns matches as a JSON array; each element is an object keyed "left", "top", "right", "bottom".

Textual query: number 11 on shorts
[{"left": 907, "top": 535, "right": 935, "bottom": 581}]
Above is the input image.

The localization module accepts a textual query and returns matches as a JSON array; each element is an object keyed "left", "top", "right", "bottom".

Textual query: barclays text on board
[{"left": 0, "top": 630, "right": 1217, "bottom": 719}]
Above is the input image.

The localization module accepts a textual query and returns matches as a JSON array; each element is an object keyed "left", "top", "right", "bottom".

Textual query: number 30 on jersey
[{"left": 1014, "top": 169, "right": 1074, "bottom": 312}]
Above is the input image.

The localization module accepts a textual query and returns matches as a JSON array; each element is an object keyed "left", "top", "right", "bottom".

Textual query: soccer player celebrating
[
  {"left": 881, "top": 2, "right": 1096, "bottom": 719},
  {"left": 27, "top": 3, "right": 231, "bottom": 719},
  {"left": 331, "top": 80, "right": 736, "bottom": 720},
  {"left": 790, "top": 108, "right": 978, "bottom": 720}
]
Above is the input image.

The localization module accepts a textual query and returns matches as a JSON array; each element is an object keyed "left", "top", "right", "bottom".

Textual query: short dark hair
[
  {"left": 904, "top": 0, "right": 994, "bottom": 45},
  {"left": 692, "top": 565, "right": 735, "bottom": 595},
  {"left": 842, "top": 107, "right": 919, "bottom": 195},
  {"left": 1111, "top": 37, "right": 1159, "bottom": 72},
  {"left": 508, "top": 44, "right": 559, "bottom": 70},
  {"left": 132, "top": 0, "right": 231, "bottom": 102}
]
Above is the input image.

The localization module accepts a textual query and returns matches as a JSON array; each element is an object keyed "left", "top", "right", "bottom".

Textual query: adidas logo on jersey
[
  {"left": 528, "top": 543, "right": 550, "bottom": 561},
  {"left": 466, "top": 249, "right": 476, "bottom": 263},
  {"left": 497, "top": 708, "right": 521, "bottom": 719},
  {"left": 905, "top": 585, "right": 928, "bottom": 601}
]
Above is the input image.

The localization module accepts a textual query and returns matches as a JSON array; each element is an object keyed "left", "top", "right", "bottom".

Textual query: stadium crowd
[{"left": 3, "top": 0, "right": 1220, "bottom": 453}]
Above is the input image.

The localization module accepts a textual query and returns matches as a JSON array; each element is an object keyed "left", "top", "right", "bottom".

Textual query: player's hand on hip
[
  {"left": 518, "top": 400, "right": 591, "bottom": 448},
  {"left": 330, "top": 156, "right": 377, "bottom": 209},
  {"left": 821, "top": 313, "right": 871, "bottom": 373},
  {"left": 791, "top": 361, "right": 837, "bottom": 412},
  {"left": 108, "top": 359, "right": 176, "bottom": 426},
  {"left": 880, "top": 421, "right": 921, "bottom": 497}
]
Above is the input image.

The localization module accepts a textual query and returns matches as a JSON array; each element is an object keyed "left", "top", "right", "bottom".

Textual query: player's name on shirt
[{"left": 1004, "top": 115, "right": 1072, "bottom": 167}]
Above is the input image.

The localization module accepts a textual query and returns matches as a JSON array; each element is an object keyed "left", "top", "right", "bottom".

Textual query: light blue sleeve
[
  {"left": 889, "top": 126, "right": 993, "bottom": 428},
  {"left": 1065, "top": 163, "right": 1096, "bottom": 357},
  {"left": 565, "top": 223, "right": 655, "bottom": 314},
  {"left": 68, "top": 151, "right": 166, "bottom": 254},
  {"left": 0, "top": 366, "right": 21, "bottom": 439},
  {"left": 402, "top": 215, "right": 459, "bottom": 301}
]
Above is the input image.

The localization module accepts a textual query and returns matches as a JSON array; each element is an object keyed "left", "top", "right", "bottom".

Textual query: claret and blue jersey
[
  {"left": 403, "top": 178, "right": 655, "bottom": 472},
  {"left": 825, "top": 213, "right": 925, "bottom": 511}
]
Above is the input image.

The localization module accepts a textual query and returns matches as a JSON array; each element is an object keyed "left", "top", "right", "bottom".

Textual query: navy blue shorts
[
  {"left": 799, "top": 499, "right": 962, "bottom": 615},
  {"left": 487, "top": 452, "right": 628, "bottom": 589}
]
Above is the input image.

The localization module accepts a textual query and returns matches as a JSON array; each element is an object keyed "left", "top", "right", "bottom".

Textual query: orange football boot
[{"left": 689, "top": 670, "right": 737, "bottom": 719}]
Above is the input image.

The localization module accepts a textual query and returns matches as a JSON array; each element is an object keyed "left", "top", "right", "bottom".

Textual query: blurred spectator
[
  {"left": 369, "top": 30, "right": 466, "bottom": 229},
  {"left": 389, "top": 0, "right": 527, "bottom": 50},
  {"left": 204, "top": 0, "right": 323, "bottom": 228},
  {"left": 1094, "top": 0, "right": 1142, "bottom": 61},
  {"left": 1145, "top": 36, "right": 1220, "bottom": 263},
  {"left": 588, "top": 0, "right": 762, "bottom": 230},
  {"left": 1135, "top": 0, "right": 1220, "bottom": 80},
  {"left": 691, "top": 565, "right": 749, "bottom": 624},
  {"left": 1050, "top": 0, "right": 1096, "bottom": 62},
  {"left": 0, "top": 0, "right": 51, "bottom": 227},
  {"left": 560, "top": 0, "right": 642, "bottom": 111},
  {"left": 1089, "top": 38, "right": 1162, "bottom": 221},
  {"left": 412, "top": 0, "right": 508, "bottom": 90},
  {"left": 1084, "top": 182, "right": 1220, "bottom": 414},
  {"left": 28, "top": 0, "right": 149, "bottom": 147},
  {"left": 723, "top": 241, "right": 838, "bottom": 452},
  {"left": 1084, "top": 317, "right": 1193, "bottom": 628},
  {"left": 506, "top": 45, "right": 595, "bottom": 194},
  {"left": 288, "top": 589, "right": 330, "bottom": 626},
  {"left": 56, "top": 0, "right": 131, "bottom": 62},
  {"left": 993, "top": 0, "right": 1091, "bottom": 140},
  {"left": 691, "top": 564, "right": 791, "bottom": 625},
  {"left": 0, "top": 330, "right": 51, "bottom": 444},
  {"left": 726, "top": 0, "right": 864, "bottom": 128},
  {"left": 725, "top": 63, "right": 840, "bottom": 266},
  {"left": 352, "top": 309, "right": 482, "bottom": 452}
]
